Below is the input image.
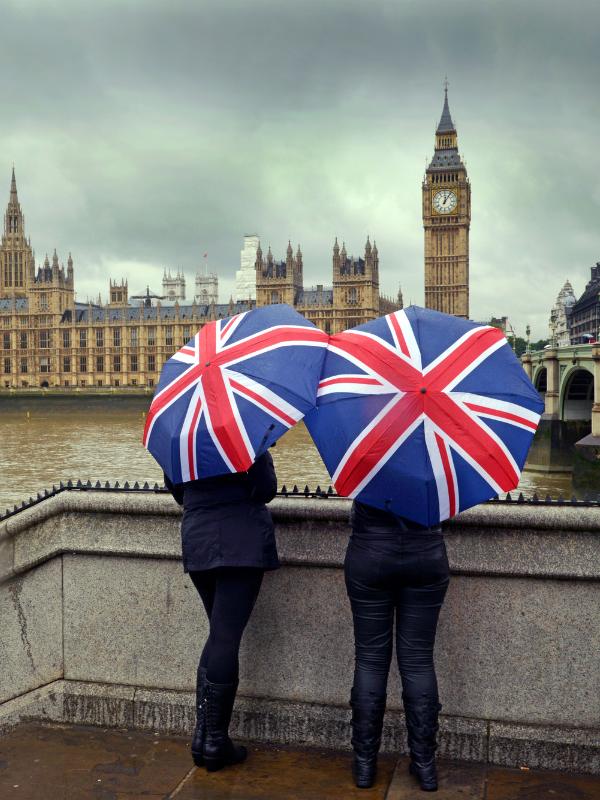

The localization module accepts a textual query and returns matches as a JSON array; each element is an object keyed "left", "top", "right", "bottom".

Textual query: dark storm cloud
[{"left": 1, "top": 0, "right": 599, "bottom": 336}]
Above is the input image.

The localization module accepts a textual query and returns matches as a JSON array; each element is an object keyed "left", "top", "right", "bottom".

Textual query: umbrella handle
[{"left": 258, "top": 424, "right": 276, "bottom": 454}]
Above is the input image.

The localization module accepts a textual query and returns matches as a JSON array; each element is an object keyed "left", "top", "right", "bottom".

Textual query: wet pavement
[{"left": 0, "top": 723, "right": 599, "bottom": 799}]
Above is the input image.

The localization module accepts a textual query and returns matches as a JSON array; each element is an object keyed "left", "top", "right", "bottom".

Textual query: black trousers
[
  {"left": 189, "top": 567, "right": 264, "bottom": 684},
  {"left": 344, "top": 531, "right": 450, "bottom": 703}
]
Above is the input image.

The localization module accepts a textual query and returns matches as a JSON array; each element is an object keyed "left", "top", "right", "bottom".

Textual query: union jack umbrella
[
  {"left": 304, "top": 306, "right": 544, "bottom": 526},
  {"left": 143, "top": 305, "right": 328, "bottom": 483}
]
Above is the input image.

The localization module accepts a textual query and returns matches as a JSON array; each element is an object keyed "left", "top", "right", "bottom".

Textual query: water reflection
[{"left": 0, "top": 396, "right": 575, "bottom": 511}]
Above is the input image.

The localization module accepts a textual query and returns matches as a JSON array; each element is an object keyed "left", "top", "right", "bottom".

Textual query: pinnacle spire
[
  {"left": 436, "top": 81, "right": 455, "bottom": 134},
  {"left": 10, "top": 166, "right": 18, "bottom": 202}
]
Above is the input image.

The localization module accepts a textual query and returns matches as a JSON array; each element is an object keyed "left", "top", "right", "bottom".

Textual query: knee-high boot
[
  {"left": 350, "top": 687, "right": 387, "bottom": 789},
  {"left": 191, "top": 665, "right": 207, "bottom": 766},
  {"left": 202, "top": 679, "right": 248, "bottom": 772},
  {"left": 402, "top": 692, "right": 442, "bottom": 792}
]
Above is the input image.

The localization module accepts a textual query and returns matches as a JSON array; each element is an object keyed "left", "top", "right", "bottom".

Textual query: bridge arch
[
  {"left": 560, "top": 367, "right": 594, "bottom": 422},
  {"left": 533, "top": 367, "right": 547, "bottom": 397}
]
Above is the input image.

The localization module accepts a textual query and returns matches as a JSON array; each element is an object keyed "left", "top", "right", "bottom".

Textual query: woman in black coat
[
  {"left": 164, "top": 450, "right": 278, "bottom": 772},
  {"left": 345, "top": 499, "right": 450, "bottom": 792}
]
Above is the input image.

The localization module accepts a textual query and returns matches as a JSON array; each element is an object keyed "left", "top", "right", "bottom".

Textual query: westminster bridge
[{"left": 522, "top": 344, "right": 600, "bottom": 485}]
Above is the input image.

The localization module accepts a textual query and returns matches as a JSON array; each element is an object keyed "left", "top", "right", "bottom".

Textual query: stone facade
[
  {"left": 570, "top": 263, "right": 600, "bottom": 344},
  {"left": 194, "top": 263, "right": 218, "bottom": 305},
  {"left": 255, "top": 238, "right": 401, "bottom": 335},
  {"left": 549, "top": 279, "right": 576, "bottom": 346},
  {"left": 423, "top": 88, "right": 471, "bottom": 318},
  {"left": 162, "top": 269, "right": 186, "bottom": 301}
]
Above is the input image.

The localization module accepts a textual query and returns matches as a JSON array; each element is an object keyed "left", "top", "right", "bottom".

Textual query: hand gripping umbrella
[
  {"left": 305, "top": 306, "right": 544, "bottom": 526},
  {"left": 143, "top": 304, "right": 328, "bottom": 483}
]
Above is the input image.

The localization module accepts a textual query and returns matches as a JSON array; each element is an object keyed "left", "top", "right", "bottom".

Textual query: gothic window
[
  {"left": 348, "top": 287, "right": 357, "bottom": 305},
  {"left": 79, "top": 356, "right": 87, "bottom": 372},
  {"left": 20, "top": 332, "right": 27, "bottom": 349},
  {"left": 165, "top": 326, "right": 174, "bottom": 347},
  {"left": 147, "top": 326, "right": 156, "bottom": 346},
  {"left": 20, "top": 358, "right": 27, "bottom": 374},
  {"left": 63, "top": 357, "right": 71, "bottom": 372},
  {"left": 3, "top": 333, "right": 10, "bottom": 349},
  {"left": 39, "top": 330, "right": 51, "bottom": 349},
  {"left": 270, "top": 291, "right": 279, "bottom": 304},
  {"left": 40, "top": 293, "right": 48, "bottom": 310},
  {"left": 96, "top": 356, "right": 104, "bottom": 372},
  {"left": 130, "top": 354, "right": 138, "bottom": 372},
  {"left": 3, "top": 358, "right": 10, "bottom": 374},
  {"left": 95, "top": 329, "right": 104, "bottom": 347},
  {"left": 79, "top": 329, "right": 87, "bottom": 347},
  {"left": 148, "top": 354, "right": 156, "bottom": 371},
  {"left": 182, "top": 326, "right": 191, "bottom": 343},
  {"left": 40, "top": 357, "right": 50, "bottom": 373},
  {"left": 113, "top": 355, "right": 121, "bottom": 372},
  {"left": 62, "top": 330, "right": 71, "bottom": 348},
  {"left": 129, "top": 327, "right": 138, "bottom": 346},
  {"left": 113, "top": 328, "right": 121, "bottom": 347}
]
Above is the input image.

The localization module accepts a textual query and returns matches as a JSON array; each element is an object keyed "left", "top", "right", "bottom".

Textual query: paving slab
[
  {"left": 386, "top": 755, "right": 487, "bottom": 799},
  {"left": 485, "top": 765, "right": 600, "bottom": 800},
  {"left": 175, "top": 744, "right": 395, "bottom": 799},
  {"left": 0, "top": 723, "right": 191, "bottom": 799}
]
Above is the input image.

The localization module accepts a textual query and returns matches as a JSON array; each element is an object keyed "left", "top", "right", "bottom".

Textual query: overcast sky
[{"left": 1, "top": 0, "right": 599, "bottom": 338}]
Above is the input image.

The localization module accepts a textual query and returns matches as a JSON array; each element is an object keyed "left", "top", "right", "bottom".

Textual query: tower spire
[
  {"left": 10, "top": 166, "right": 18, "bottom": 202},
  {"left": 436, "top": 80, "right": 455, "bottom": 134}
]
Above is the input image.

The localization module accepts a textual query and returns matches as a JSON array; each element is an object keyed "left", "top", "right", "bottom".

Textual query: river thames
[{"left": 0, "top": 395, "right": 576, "bottom": 511}]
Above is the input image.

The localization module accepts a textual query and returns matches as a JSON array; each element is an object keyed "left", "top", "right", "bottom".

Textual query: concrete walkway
[{"left": 1, "top": 724, "right": 599, "bottom": 799}]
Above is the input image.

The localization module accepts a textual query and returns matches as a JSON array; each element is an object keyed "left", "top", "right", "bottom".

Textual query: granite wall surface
[{"left": 1, "top": 491, "right": 599, "bottom": 773}]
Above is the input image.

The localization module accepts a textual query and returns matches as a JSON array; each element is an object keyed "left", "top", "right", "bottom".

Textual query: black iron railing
[{"left": 1, "top": 481, "right": 599, "bottom": 523}]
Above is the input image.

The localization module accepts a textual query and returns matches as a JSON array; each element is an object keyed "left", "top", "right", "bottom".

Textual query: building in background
[
  {"left": 549, "top": 280, "right": 577, "bottom": 346},
  {"left": 569, "top": 264, "right": 600, "bottom": 344},
  {"left": 423, "top": 87, "right": 471, "bottom": 318},
  {"left": 162, "top": 269, "right": 186, "bottom": 301},
  {"left": 0, "top": 170, "right": 251, "bottom": 389},
  {"left": 255, "top": 237, "right": 401, "bottom": 335},
  {"left": 194, "top": 258, "right": 218, "bottom": 305},
  {"left": 235, "top": 234, "right": 259, "bottom": 301}
]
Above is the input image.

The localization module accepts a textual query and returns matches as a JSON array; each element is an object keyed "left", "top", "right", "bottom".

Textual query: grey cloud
[{"left": 1, "top": 0, "right": 599, "bottom": 335}]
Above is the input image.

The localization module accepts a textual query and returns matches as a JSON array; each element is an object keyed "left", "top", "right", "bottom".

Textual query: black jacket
[
  {"left": 164, "top": 452, "right": 279, "bottom": 573},
  {"left": 351, "top": 499, "right": 442, "bottom": 535}
]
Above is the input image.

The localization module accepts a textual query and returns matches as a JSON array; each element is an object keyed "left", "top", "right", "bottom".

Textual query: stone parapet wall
[{"left": 1, "top": 492, "right": 599, "bottom": 773}]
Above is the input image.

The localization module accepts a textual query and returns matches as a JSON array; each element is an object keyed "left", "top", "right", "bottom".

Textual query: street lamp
[{"left": 526, "top": 324, "right": 531, "bottom": 354}]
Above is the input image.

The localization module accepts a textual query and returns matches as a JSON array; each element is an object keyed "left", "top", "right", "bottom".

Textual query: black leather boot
[
  {"left": 191, "top": 665, "right": 207, "bottom": 767},
  {"left": 202, "top": 679, "right": 248, "bottom": 772},
  {"left": 350, "top": 687, "right": 387, "bottom": 789},
  {"left": 402, "top": 692, "right": 442, "bottom": 792}
]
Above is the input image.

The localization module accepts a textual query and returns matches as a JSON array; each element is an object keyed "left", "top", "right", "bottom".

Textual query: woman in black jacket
[
  {"left": 164, "top": 450, "right": 278, "bottom": 772},
  {"left": 345, "top": 499, "right": 450, "bottom": 792}
]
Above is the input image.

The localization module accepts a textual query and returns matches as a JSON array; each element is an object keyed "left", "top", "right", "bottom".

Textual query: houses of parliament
[{"left": 0, "top": 91, "right": 469, "bottom": 389}]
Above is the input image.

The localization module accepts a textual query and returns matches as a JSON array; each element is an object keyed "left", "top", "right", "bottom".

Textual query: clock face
[{"left": 432, "top": 189, "right": 457, "bottom": 214}]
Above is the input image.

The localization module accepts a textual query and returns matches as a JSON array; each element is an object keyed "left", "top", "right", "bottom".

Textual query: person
[
  {"left": 164, "top": 449, "right": 279, "bottom": 772},
  {"left": 345, "top": 499, "right": 450, "bottom": 792}
]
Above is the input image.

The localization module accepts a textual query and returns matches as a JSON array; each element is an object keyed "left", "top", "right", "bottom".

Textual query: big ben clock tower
[{"left": 423, "top": 85, "right": 471, "bottom": 318}]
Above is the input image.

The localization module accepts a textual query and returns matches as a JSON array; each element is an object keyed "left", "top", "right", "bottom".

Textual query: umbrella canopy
[
  {"left": 144, "top": 304, "right": 328, "bottom": 483},
  {"left": 305, "top": 306, "right": 544, "bottom": 526}
]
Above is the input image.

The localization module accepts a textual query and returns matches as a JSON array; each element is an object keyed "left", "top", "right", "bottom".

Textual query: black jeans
[
  {"left": 344, "top": 530, "right": 450, "bottom": 703},
  {"left": 189, "top": 567, "right": 264, "bottom": 684}
]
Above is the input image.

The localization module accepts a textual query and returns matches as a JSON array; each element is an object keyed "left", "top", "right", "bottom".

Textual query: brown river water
[{"left": 0, "top": 395, "right": 575, "bottom": 512}]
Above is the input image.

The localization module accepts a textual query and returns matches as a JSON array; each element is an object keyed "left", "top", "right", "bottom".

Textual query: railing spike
[
  {"left": 292, "top": 485, "right": 299, "bottom": 494},
  {"left": 557, "top": 494, "right": 565, "bottom": 504},
  {"left": 153, "top": 482, "right": 160, "bottom": 490},
  {"left": 133, "top": 481, "right": 140, "bottom": 489},
  {"left": 123, "top": 481, "right": 130, "bottom": 489},
  {"left": 114, "top": 481, "right": 120, "bottom": 488},
  {"left": 280, "top": 484, "right": 287, "bottom": 495},
  {"left": 517, "top": 492, "right": 524, "bottom": 503},
  {"left": 505, "top": 492, "right": 512, "bottom": 502},
  {"left": 304, "top": 485, "right": 310, "bottom": 496},
  {"left": 545, "top": 495, "right": 552, "bottom": 504},
  {"left": 104, "top": 481, "right": 111, "bottom": 488},
  {"left": 59, "top": 481, "right": 65, "bottom": 489},
  {"left": 44, "top": 488, "right": 50, "bottom": 497},
  {"left": 143, "top": 481, "right": 150, "bottom": 490},
  {"left": 67, "top": 479, "right": 73, "bottom": 488},
  {"left": 86, "top": 480, "right": 92, "bottom": 488},
  {"left": 95, "top": 480, "right": 102, "bottom": 488},
  {"left": 570, "top": 494, "right": 578, "bottom": 503},
  {"left": 76, "top": 479, "right": 83, "bottom": 488},
  {"left": 532, "top": 493, "right": 539, "bottom": 503}
]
